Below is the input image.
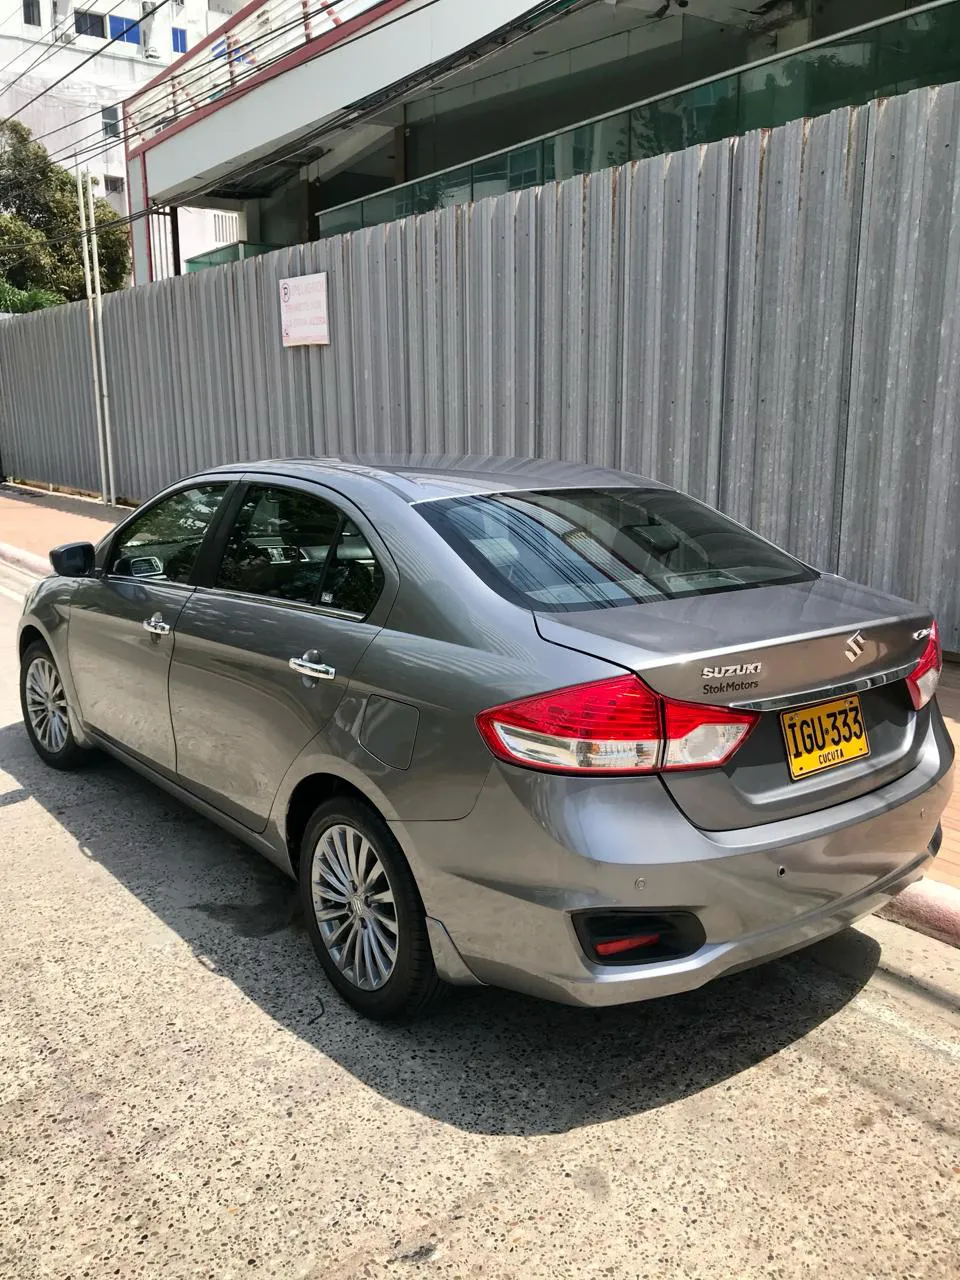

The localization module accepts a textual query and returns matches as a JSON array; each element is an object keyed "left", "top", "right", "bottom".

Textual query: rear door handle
[
  {"left": 289, "top": 654, "right": 336, "bottom": 681},
  {"left": 143, "top": 613, "right": 171, "bottom": 636}
]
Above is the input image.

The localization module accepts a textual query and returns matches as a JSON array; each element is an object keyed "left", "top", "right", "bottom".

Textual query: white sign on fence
[{"left": 279, "top": 272, "right": 330, "bottom": 347}]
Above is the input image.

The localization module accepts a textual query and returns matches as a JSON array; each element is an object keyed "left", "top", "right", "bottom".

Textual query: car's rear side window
[
  {"left": 418, "top": 487, "right": 816, "bottom": 612},
  {"left": 215, "top": 485, "right": 385, "bottom": 616}
]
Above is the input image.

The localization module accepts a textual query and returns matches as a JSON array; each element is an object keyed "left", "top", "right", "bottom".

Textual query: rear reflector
[
  {"left": 476, "top": 675, "right": 757, "bottom": 775},
  {"left": 574, "top": 910, "right": 706, "bottom": 966},
  {"left": 594, "top": 933, "right": 661, "bottom": 957},
  {"left": 907, "top": 621, "right": 942, "bottom": 710}
]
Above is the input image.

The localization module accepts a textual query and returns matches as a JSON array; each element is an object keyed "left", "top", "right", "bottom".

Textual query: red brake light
[
  {"left": 907, "top": 621, "right": 942, "bottom": 710},
  {"left": 476, "top": 675, "right": 758, "bottom": 775},
  {"left": 475, "top": 675, "right": 661, "bottom": 775}
]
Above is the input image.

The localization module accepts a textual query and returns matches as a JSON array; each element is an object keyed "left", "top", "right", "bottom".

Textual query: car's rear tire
[
  {"left": 19, "top": 640, "right": 86, "bottom": 771},
  {"left": 299, "top": 796, "right": 444, "bottom": 1021}
]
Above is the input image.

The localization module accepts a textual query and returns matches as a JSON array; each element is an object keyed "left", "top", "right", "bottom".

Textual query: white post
[
  {"left": 86, "top": 172, "right": 117, "bottom": 507},
  {"left": 76, "top": 161, "right": 109, "bottom": 505}
]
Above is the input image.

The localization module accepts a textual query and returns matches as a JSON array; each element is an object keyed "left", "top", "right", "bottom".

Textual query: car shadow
[{"left": 0, "top": 722, "right": 881, "bottom": 1137}]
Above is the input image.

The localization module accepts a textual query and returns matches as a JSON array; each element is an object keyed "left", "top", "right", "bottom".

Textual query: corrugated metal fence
[{"left": 2, "top": 82, "right": 959, "bottom": 645}]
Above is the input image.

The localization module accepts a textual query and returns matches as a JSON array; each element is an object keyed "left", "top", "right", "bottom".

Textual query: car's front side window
[
  {"left": 111, "top": 484, "right": 229, "bottom": 583},
  {"left": 214, "top": 486, "right": 385, "bottom": 616}
]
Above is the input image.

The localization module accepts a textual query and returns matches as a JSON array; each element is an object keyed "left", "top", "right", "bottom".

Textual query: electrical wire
[
  {"left": 30, "top": 0, "right": 572, "bottom": 166},
  {"left": 0, "top": 0, "right": 129, "bottom": 102},
  {"left": 174, "top": 0, "right": 592, "bottom": 198},
  {"left": 1, "top": 0, "right": 596, "bottom": 270},
  {"left": 123, "top": 0, "right": 388, "bottom": 137},
  {"left": 31, "top": 0, "right": 588, "bottom": 183},
  {"left": 46, "top": 0, "right": 571, "bottom": 170},
  {"left": 0, "top": 203, "right": 153, "bottom": 259},
  {"left": 0, "top": 0, "right": 74, "bottom": 83},
  {"left": 16, "top": 0, "right": 363, "bottom": 171},
  {"left": 3, "top": 0, "right": 173, "bottom": 126},
  {"left": 35, "top": 0, "right": 393, "bottom": 175}
]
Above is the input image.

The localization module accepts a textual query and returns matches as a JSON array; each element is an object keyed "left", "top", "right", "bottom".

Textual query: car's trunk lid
[{"left": 534, "top": 576, "right": 933, "bottom": 830}]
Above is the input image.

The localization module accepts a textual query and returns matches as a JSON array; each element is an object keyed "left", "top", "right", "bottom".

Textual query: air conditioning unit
[
  {"left": 54, "top": 30, "right": 76, "bottom": 44},
  {"left": 140, "top": 1, "right": 156, "bottom": 16},
  {"left": 143, "top": 44, "right": 161, "bottom": 60}
]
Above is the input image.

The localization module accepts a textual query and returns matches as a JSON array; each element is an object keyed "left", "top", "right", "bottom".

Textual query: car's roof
[{"left": 206, "top": 455, "right": 668, "bottom": 503}]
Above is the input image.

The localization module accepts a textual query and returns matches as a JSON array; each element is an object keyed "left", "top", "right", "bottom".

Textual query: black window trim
[
  {"left": 195, "top": 476, "right": 388, "bottom": 622},
  {"left": 97, "top": 478, "right": 238, "bottom": 587},
  {"left": 74, "top": 8, "right": 106, "bottom": 38}
]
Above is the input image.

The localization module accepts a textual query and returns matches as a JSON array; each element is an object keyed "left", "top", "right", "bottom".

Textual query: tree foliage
[
  {"left": 0, "top": 118, "right": 129, "bottom": 301},
  {"left": 0, "top": 276, "right": 64, "bottom": 312}
]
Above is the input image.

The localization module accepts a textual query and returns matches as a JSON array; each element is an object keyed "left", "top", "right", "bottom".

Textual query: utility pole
[
  {"left": 86, "top": 173, "right": 117, "bottom": 506},
  {"left": 76, "top": 160, "right": 109, "bottom": 505}
]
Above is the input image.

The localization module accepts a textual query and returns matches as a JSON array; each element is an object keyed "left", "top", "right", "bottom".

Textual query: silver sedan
[{"left": 17, "top": 458, "right": 954, "bottom": 1019}]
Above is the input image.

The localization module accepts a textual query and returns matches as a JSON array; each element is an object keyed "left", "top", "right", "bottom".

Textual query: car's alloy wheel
[
  {"left": 311, "top": 823, "right": 399, "bottom": 991},
  {"left": 19, "top": 641, "right": 85, "bottom": 770},
  {"left": 24, "top": 655, "right": 69, "bottom": 754},
  {"left": 299, "top": 797, "right": 445, "bottom": 1020}
]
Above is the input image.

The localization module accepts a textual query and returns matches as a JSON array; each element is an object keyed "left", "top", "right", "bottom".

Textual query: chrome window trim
[
  {"left": 730, "top": 663, "right": 916, "bottom": 713},
  {"left": 194, "top": 584, "right": 366, "bottom": 623}
]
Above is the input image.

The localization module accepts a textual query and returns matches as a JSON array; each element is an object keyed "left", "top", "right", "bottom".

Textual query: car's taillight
[
  {"left": 476, "top": 675, "right": 758, "bottom": 775},
  {"left": 907, "top": 621, "right": 942, "bottom": 710}
]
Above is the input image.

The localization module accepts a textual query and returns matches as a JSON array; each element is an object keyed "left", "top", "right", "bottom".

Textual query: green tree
[{"left": 0, "top": 118, "right": 129, "bottom": 301}]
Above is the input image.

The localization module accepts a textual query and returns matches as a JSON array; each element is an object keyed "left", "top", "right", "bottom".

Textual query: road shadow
[{"left": 0, "top": 721, "right": 881, "bottom": 1137}]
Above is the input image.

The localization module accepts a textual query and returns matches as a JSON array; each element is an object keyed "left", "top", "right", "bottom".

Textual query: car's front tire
[
  {"left": 19, "top": 640, "right": 86, "bottom": 770},
  {"left": 299, "top": 796, "right": 444, "bottom": 1021}
]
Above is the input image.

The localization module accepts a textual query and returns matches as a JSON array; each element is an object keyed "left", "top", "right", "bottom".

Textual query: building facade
[
  {"left": 0, "top": 0, "right": 242, "bottom": 274},
  {"left": 118, "top": 0, "right": 960, "bottom": 285}
]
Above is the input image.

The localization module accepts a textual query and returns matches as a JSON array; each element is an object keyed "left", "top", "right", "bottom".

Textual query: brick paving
[{"left": 0, "top": 482, "right": 957, "bottom": 888}]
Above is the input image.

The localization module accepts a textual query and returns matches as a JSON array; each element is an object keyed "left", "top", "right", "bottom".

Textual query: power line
[
  {"left": 3, "top": 0, "right": 173, "bottom": 126},
  {"left": 30, "top": 0, "right": 556, "bottom": 165},
  {"left": 123, "top": 0, "right": 375, "bottom": 141},
  {"left": 17, "top": 0, "right": 352, "bottom": 168},
  {"left": 38, "top": 0, "right": 365, "bottom": 169},
  {"left": 0, "top": 0, "right": 65, "bottom": 80},
  {"left": 0, "top": 201, "right": 153, "bottom": 257},
  {"left": 19, "top": 95, "right": 117, "bottom": 145},
  {"left": 0, "top": 0, "right": 127, "bottom": 101},
  {"left": 42, "top": 0, "right": 580, "bottom": 206},
  {"left": 4, "top": 0, "right": 591, "bottom": 270}
]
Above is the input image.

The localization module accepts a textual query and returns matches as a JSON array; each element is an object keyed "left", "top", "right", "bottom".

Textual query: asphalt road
[{"left": 0, "top": 574, "right": 958, "bottom": 1280}]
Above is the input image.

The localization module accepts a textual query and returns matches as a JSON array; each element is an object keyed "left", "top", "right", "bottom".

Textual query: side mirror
[{"left": 49, "top": 541, "right": 95, "bottom": 578}]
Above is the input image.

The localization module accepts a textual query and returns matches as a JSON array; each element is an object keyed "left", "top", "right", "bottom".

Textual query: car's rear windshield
[{"left": 418, "top": 487, "right": 816, "bottom": 612}]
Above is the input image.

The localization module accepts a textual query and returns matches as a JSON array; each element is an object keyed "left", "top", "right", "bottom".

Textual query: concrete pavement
[{"left": 1, "top": 573, "right": 960, "bottom": 1278}]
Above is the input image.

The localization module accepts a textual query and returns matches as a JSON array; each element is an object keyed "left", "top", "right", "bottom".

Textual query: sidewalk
[
  {"left": 1, "top": 482, "right": 957, "bottom": 935},
  {"left": 0, "top": 485, "right": 128, "bottom": 571}
]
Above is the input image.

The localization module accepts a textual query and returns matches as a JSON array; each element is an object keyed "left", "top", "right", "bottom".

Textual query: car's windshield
[{"left": 418, "top": 486, "right": 816, "bottom": 612}]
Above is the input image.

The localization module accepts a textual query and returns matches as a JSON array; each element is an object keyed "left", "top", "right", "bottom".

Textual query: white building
[{"left": 0, "top": 0, "right": 242, "bottom": 276}]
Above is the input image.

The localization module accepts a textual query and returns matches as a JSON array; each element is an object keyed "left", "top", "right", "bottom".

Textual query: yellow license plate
[{"left": 780, "top": 694, "right": 870, "bottom": 780}]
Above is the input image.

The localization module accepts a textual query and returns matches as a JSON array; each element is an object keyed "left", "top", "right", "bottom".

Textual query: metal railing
[{"left": 124, "top": 0, "right": 390, "bottom": 148}]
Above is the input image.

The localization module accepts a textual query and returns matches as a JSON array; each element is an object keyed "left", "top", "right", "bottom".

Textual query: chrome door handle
[
  {"left": 289, "top": 655, "right": 336, "bottom": 681},
  {"left": 143, "top": 613, "right": 171, "bottom": 636}
]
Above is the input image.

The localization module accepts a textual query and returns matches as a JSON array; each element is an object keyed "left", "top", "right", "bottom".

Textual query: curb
[
  {"left": 878, "top": 878, "right": 960, "bottom": 949},
  {"left": 0, "top": 542, "right": 48, "bottom": 579}
]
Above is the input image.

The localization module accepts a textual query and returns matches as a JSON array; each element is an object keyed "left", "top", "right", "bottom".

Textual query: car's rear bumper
[{"left": 395, "top": 706, "right": 954, "bottom": 1007}]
